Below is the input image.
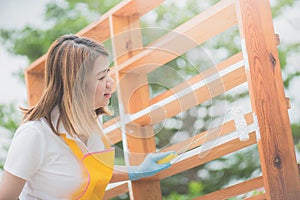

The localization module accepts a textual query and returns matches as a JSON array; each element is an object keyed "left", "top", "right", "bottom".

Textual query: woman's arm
[
  {"left": 0, "top": 170, "right": 25, "bottom": 200},
  {"left": 110, "top": 165, "right": 129, "bottom": 183}
]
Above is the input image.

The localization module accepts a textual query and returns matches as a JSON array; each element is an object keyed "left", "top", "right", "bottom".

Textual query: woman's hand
[{"left": 128, "top": 151, "right": 174, "bottom": 181}]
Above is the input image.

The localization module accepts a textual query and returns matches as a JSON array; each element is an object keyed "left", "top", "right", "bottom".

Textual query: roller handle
[{"left": 156, "top": 153, "right": 178, "bottom": 164}]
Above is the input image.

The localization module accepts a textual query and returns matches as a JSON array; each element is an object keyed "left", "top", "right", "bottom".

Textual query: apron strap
[{"left": 60, "top": 134, "right": 84, "bottom": 159}]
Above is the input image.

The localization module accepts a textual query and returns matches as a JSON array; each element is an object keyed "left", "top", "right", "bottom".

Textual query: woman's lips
[{"left": 104, "top": 93, "right": 111, "bottom": 98}]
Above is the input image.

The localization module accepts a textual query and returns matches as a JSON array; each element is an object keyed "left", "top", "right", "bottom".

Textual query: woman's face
[{"left": 88, "top": 55, "right": 114, "bottom": 109}]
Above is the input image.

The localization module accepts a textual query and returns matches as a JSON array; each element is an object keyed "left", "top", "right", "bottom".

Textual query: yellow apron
[{"left": 61, "top": 134, "right": 115, "bottom": 200}]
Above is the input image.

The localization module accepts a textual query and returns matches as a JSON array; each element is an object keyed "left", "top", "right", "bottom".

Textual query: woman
[{"left": 0, "top": 35, "right": 173, "bottom": 199}]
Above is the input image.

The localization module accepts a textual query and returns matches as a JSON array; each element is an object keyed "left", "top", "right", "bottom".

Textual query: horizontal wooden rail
[
  {"left": 149, "top": 52, "right": 243, "bottom": 106},
  {"left": 148, "top": 132, "right": 257, "bottom": 180},
  {"left": 105, "top": 152, "right": 299, "bottom": 199},
  {"left": 105, "top": 125, "right": 122, "bottom": 145},
  {"left": 117, "top": 0, "right": 237, "bottom": 74},
  {"left": 193, "top": 176, "right": 263, "bottom": 200},
  {"left": 104, "top": 182, "right": 129, "bottom": 200},
  {"left": 103, "top": 52, "right": 244, "bottom": 140},
  {"left": 103, "top": 54, "right": 246, "bottom": 135},
  {"left": 134, "top": 66, "right": 246, "bottom": 126},
  {"left": 244, "top": 193, "right": 266, "bottom": 200},
  {"left": 79, "top": 0, "right": 165, "bottom": 41},
  {"left": 161, "top": 112, "right": 254, "bottom": 154},
  {"left": 103, "top": 117, "right": 122, "bottom": 144},
  {"left": 104, "top": 133, "right": 258, "bottom": 198}
]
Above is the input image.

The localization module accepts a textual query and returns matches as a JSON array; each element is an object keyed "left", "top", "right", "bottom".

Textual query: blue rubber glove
[{"left": 128, "top": 151, "right": 174, "bottom": 181}]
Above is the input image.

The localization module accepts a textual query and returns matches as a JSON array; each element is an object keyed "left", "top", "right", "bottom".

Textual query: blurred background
[{"left": 0, "top": 0, "right": 299, "bottom": 199}]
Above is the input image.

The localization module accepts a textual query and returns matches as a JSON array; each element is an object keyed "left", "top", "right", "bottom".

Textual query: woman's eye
[
  {"left": 98, "top": 76, "right": 105, "bottom": 80},
  {"left": 97, "top": 68, "right": 110, "bottom": 80}
]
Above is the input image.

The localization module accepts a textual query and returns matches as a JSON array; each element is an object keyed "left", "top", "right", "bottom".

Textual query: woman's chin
[{"left": 95, "top": 102, "right": 109, "bottom": 109}]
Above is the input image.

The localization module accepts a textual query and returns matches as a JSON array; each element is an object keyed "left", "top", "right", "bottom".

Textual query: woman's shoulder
[
  {"left": 17, "top": 119, "right": 43, "bottom": 131},
  {"left": 15, "top": 118, "right": 50, "bottom": 138}
]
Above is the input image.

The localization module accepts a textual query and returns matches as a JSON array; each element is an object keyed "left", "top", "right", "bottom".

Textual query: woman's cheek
[{"left": 94, "top": 83, "right": 105, "bottom": 105}]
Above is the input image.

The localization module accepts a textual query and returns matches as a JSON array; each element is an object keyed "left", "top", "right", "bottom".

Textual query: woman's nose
[{"left": 106, "top": 75, "right": 114, "bottom": 88}]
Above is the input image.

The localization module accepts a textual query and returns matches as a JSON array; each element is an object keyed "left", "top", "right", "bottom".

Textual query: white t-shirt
[{"left": 4, "top": 109, "right": 105, "bottom": 200}]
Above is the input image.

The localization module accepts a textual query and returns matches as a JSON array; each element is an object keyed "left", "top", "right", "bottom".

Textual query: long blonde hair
[{"left": 23, "top": 34, "right": 110, "bottom": 141}]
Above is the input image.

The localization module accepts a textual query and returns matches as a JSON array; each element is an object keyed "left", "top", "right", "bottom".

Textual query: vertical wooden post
[
  {"left": 24, "top": 71, "right": 44, "bottom": 106},
  {"left": 235, "top": 0, "right": 300, "bottom": 199},
  {"left": 109, "top": 14, "right": 162, "bottom": 199}
]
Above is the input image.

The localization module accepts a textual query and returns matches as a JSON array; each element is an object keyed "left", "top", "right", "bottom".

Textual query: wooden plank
[
  {"left": 162, "top": 112, "right": 254, "bottom": 154},
  {"left": 24, "top": 72, "right": 45, "bottom": 107},
  {"left": 148, "top": 132, "right": 257, "bottom": 180},
  {"left": 25, "top": 54, "right": 47, "bottom": 74},
  {"left": 106, "top": 128, "right": 122, "bottom": 144},
  {"left": 79, "top": 0, "right": 164, "bottom": 41},
  {"left": 102, "top": 54, "right": 246, "bottom": 132},
  {"left": 77, "top": 18, "right": 110, "bottom": 44},
  {"left": 130, "top": 180, "right": 164, "bottom": 199},
  {"left": 149, "top": 52, "right": 243, "bottom": 106},
  {"left": 236, "top": 0, "right": 300, "bottom": 199},
  {"left": 118, "top": 0, "right": 237, "bottom": 74},
  {"left": 244, "top": 193, "right": 266, "bottom": 200},
  {"left": 193, "top": 176, "right": 263, "bottom": 200},
  {"left": 105, "top": 53, "right": 246, "bottom": 133},
  {"left": 133, "top": 65, "right": 247, "bottom": 126},
  {"left": 25, "top": 56, "right": 45, "bottom": 106},
  {"left": 113, "top": 0, "right": 164, "bottom": 17},
  {"left": 104, "top": 121, "right": 122, "bottom": 144},
  {"left": 104, "top": 182, "right": 129, "bottom": 200}
]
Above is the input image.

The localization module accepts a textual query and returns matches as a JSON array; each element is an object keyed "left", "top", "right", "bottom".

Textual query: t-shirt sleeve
[{"left": 4, "top": 123, "right": 45, "bottom": 180}]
